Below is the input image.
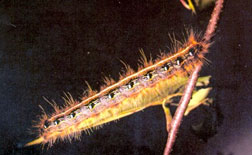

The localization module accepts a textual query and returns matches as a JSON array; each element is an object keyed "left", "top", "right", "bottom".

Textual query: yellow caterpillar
[{"left": 26, "top": 32, "right": 212, "bottom": 147}]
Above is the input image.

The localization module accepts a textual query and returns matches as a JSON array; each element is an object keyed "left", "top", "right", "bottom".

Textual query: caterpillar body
[{"left": 26, "top": 32, "right": 210, "bottom": 147}]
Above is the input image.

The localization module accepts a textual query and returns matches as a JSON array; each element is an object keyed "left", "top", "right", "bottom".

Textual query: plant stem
[{"left": 164, "top": 0, "right": 224, "bottom": 154}]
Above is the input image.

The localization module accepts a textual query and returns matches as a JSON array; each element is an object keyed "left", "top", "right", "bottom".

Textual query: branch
[
  {"left": 203, "top": 0, "right": 225, "bottom": 42},
  {"left": 164, "top": 0, "right": 224, "bottom": 154},
  {"left": 164, "top": 65, "right": 202, "bottom": 155}
]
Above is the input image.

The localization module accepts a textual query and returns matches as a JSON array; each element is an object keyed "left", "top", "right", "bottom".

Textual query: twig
[
  {"left": 164, "top": 0, "right": 224, "bottom": 154},
  {"left": 203, "top": 0, "right": 225, "bottom": 41},
  {"left": 164, "top": 65, "right": 202, "bottom": 155}
]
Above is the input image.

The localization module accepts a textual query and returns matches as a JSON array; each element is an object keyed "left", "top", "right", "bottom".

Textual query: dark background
[{"left": 0, "top": 0, "right": 251, "bottom": 155}]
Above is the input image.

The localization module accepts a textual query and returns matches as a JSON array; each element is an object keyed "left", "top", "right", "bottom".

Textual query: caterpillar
[{"left": 25, "top": 31, "right": 211, "bottom": 147}]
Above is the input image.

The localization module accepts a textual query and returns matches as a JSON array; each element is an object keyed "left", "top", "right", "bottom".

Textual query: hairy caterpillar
[{"left": 25, "top": 32, "right": 211, "bottom": 147}]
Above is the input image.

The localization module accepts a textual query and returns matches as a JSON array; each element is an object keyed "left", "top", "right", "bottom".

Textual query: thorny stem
[
  {"left": 164, "top": 65, "right": 202, "bottom": 155},
  {"left": 203, "top": 0, "right": 225, "bottom": 42},
  {"left": 164, "top": 0, "right": 224, "bottom": 154}
]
